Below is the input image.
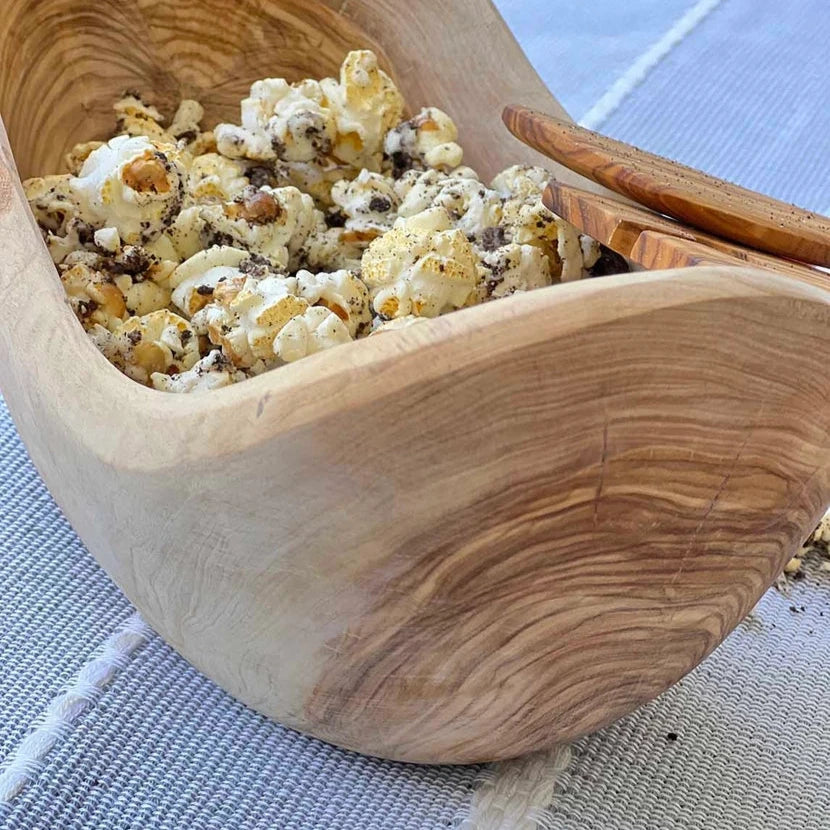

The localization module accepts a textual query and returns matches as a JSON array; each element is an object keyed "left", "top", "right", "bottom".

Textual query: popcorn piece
[
  {"left": 493, "top": 164, "right": 589, "bottom": 280},
  {"left": 490, "top": 164, "right": 550, "bottom": 201},
  {"left": 384, "top": 107, "right": 464, "bottom": 176},
  {"left": 299, "top": 222, "right": 365, "bottom": 273},
  {"left": 215, "top": 77, "right": 336, "bottom": 163},
  {"left": 276, "top": 158, "right": 357, "bottom": 207},
  {"left": 396, "top": 168, "right": 502, "bottom": 242},
  {"left": 186, "top": 153, "right": 250, "bottom": 204},
  {"left": 24, "top": 173, "right": 81, "bottom": 244},
  {"left": 557, "top": 220, "right": 584, "bottom": 282},
  {"left": 580, "top": 235, "right": 602, "bottom": 270},
  {"left": 114, "top": 93, "right": 170, "bottom": 141},
  {"left": 273, "top": 306, "right": 352, "bottom": 363},
  {"left": 188, "top": 130, "right": 218, "bottom": 157},
  {"left": 59, "top": 243, "right": 176, "bottom": 327},
  {"left": 330, "top": 169, "right": 399, "bottom": 243},
  {"left": 93, "top": 226, "right": 121, "bottom": 254},
  {"left": 477, "top": 243, "right": 552, "bottom": 299},
  {"left": 194, "top": 274, "right": 308, "bottom": 368},
  {"left": 60, "top": 262, "right": 127, "bottom": 331},
  {"left": 320, "top": 50, "right": 404, "bottom": 170},
  {"left": 71, "top": 135, "right": 186, "bottom": 244},
  {"left": 361, "top": 207, "right": 480, "bottom": 318},
  {"left": 168, "top": 99, "right": 205, "bottom": 141},
  {"left": 216, "top": 50, "right": 402, "bottom": 175},
  {"left": 65, "top": 141, "right": 104, "bottom": 175},
  {"left": 92, "top": 309, "right": 200, "bottom": 385},
  {"left": 151, "top": 349, "right": 244, "bottom": 393},
  {"left": 170, "top": 246, "right": 249, "bottom": 316},
  {"left": 296, "top": 268, "right": 371, "bottom": 337},
  {"left": 194, "top": 185, "right": 318, "bottom": 269}
]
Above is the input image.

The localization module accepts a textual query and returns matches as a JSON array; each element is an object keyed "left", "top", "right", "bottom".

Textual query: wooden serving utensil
[
  {"left": 503, "top": 104, "right": 830, "bottom": 268},
  {"left": 544, "top": 181, "right": 830, "bottom": 291}
]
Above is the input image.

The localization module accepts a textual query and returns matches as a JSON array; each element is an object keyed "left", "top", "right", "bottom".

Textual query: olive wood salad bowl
[{"left": 1, "top": 0, "right": 828, "bottom": 765}]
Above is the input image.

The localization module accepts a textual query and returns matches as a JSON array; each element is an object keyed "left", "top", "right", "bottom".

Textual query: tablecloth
[{"left": 1, "top": 1, "right": 828, "bottom": 827}]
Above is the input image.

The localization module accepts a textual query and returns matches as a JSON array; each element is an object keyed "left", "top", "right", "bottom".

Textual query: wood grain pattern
[
  {"left": 0, "top": 0, "right": 829, "bottom": 764},
  {"left": 629, "top": 230, "right": 788, "bottom": 273},
  {"left": 545, "top": 182, "right": 830, "bottom": 291},
  {"left": 0, "top": 0, "right": 587, "bottom": 182},
  {"left": 504, "top": 105, "right": 830, "bottom": 267}
]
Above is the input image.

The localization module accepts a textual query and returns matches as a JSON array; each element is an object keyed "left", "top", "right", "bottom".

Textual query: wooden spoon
[{"left": 503, "top": 104, "right": 830, "bottom": 267}]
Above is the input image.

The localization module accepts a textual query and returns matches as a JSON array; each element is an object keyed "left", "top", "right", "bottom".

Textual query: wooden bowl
[{"left": 1, "top": 0, "right": 828, "bottom": 764}]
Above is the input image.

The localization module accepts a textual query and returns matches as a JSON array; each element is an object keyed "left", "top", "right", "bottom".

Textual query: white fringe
[
  {"left": 0, "top": 613, "right": 152, "bottom": 806},
  {"left": 579, "top": 0, "right": 727, "bottom": 130},
  {"left": 456, "top": 746, "right": 572, "bottom": 830}
]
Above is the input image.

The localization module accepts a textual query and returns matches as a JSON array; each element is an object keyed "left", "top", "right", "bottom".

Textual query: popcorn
[
  {"left": 60, "top": 262, "right": 127, "bottom": 331},
  {"left": 71, "top": 135, "right": 187, "bottom": 245},
  {"left": 24, "top": 174, "right": 75, "bottom": 232},
  {"left": 273, "top": 306, "right": 352, "bottom": 363},
  {"left": 216, "top": 50, "right": 402, "bottom": 174},
  {"left": 193, "top": 274, "right": 308, "bottom": 368},
  {"left": 299, "top": 222, "right": 365, "bottom": 273},
  {"left": 93, "top": 226, "right": 121, "bottom": 254},
  {"left": 151, "top": 349, "right": 245, "bottom": 393},
  {"left": 65, "top": 141, "right": 104, "bottom": 175},
  {"left": 361, "top": 207, "right": 480, "bottom": 318},
  {"left": 477, "top": 243, "right": 552, "bottom": 299},
  {"left": 215, "top": 77, "right": 336, "bottom": 163},
  {"left": 557, "top": 220, "right": 585, "bottom": 282},
  {"left": 91, "top": 309, "right": 200, "bottom": 385},
  {"left": 296, "top": 268, "right": 371, "bottom": 337},
  {"left": 493, "top": 164, "right": 592, "bottom": 280},
  {"left": 114, "top": 93, "right": 170, "bottom": 141},
  {"left": 395, "top": 168, "right": 502, "bottom": 242},
  {"left": 168, "top": 99, "right": 205, "bottom": 141},
  {"left": 186, "top": 153, "right": 250, "bottom": 204},
  {"left": 276, "top": 158, "right": 356, "bottom": 207},
  {"left": 330, "top": 169, "right": 399, "bottom": 242},
  {"left": 320, "top": 50, "right": 404, "bottom": 170},
  {"left": 490, "top": 164, "right": 550, "bottom": 201},
  {"left": 170, "top": 246, "right": 249, "bottom": 316},
  {"left": 194, "top": 185, "right": 317, "bottom": 269},
  {"left": 384, "top": 107, "right": 464, "bottom": 176},
  {"left": 27, "top": 49, "right": 625, "bottom": 394},
  {"left": 59, "top": 243, "right": 176, "bottom": 328}
]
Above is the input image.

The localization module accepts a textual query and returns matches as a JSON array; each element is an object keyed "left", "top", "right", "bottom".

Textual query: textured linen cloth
[{"left": 2, "top": 1, "right": 829, "bottom": 827}]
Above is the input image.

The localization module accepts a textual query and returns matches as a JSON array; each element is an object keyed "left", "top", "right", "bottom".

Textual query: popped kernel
[{"left": 26, "top": 49, "right": 627, "bottom": 393}]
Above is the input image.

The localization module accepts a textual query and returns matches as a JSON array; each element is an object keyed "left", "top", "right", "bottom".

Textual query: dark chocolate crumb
[
  {"left": 368, "top": 196, "right": 392, "bottom": 213},
  {"left": 325, "top": 209, "right": 347, "bottom": 228},
  {"left": 195, "top": 284, "right": 215, "bottom": 296},
  {"left": 588, "top": 245, "right": 630, "bottom": 278},
  {"left": 247, "top": 165, "right": 277, "bottom": 189},
  {"left": 175, "top": 129, "right": 198, "bottom": 143},
  {"left": 479, "top": 226, "right": 506, "bottom": 252}
]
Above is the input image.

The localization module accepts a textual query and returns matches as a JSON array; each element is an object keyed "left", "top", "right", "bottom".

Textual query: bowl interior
[{"left": 0, "top": 0, "right": 393, "bottom": 178}]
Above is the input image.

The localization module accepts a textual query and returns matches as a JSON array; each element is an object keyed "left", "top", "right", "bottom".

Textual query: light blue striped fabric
[
  {"left": 2, "top": 1, "right": 829, "bottom": 827},
  {"left": 598, "top": 0, "right": 830, "bottom": 212}
]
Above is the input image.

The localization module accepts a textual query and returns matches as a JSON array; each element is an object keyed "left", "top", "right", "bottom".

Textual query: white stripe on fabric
[
  {"left": 0, "top": 613, "right": 152, "bottom": 807},
  {"left": 456, "top": 746, "right": 572, "bottom": 830},
  {"left": 579, "top": 0, "right": 727, "bottom": 130}
]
